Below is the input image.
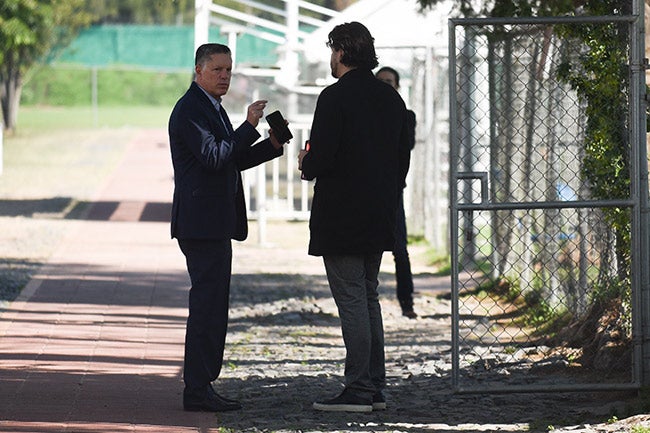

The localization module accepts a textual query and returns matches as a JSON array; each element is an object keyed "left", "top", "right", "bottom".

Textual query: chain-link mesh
[{"left": 450, "top": 19, "right": 636, "bottom": 391}]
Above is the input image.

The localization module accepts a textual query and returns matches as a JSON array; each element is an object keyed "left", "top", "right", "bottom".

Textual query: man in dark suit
[
  {"left": 298, "top": 22, "right": 410, "bottom": 413},
  {"left": 168, "top": 43, "right": 286, "bottom": 412}
]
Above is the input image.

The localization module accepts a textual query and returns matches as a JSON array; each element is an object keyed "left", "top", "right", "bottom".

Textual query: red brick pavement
[{"left": 0, "top": 130, "right": 229, "bottom": 432}]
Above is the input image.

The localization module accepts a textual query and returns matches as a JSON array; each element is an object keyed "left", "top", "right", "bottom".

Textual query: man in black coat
[
  {"left": 169, "top": 43, "right": 286, "bottom": 412},
  {"left": 299, "top": 22, "right": 410, "bottom": 413}
]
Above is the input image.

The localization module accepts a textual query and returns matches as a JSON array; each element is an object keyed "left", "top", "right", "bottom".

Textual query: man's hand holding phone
[
  {"left": 265, "top": 110, "right": 293, "bottom": 149},
  {"left": 299, "top": 140, "right": 310, "bottom": 179}
]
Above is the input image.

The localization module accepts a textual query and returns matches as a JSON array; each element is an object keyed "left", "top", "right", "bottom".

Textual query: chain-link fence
[{"left": 449, "top": 16, "right": 643, "bottom": 392}]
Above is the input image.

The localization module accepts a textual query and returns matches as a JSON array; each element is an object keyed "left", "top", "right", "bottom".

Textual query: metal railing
[{"left": 230, "top": 116, "right": 313, "bottom": 244}]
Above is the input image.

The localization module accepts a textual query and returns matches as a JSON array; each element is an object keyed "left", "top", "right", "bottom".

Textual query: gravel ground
[
  {"left": 2, "top": 127, "right": 649, "bottom": 432},
  {"left": 190, "top": 221, "right": 650, "bottom": 433}
]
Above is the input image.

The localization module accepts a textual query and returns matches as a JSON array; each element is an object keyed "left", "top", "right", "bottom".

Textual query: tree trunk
[
  {"left": 0, "top": 51, "right": 22, "bottom": 132},
  {"left": 490, "top": 36, "right": 516, "bottom": 278},
  {"left": 1, "top": 76, "right": 22, "bottom": 132},
  {"left": 458, "top": 30, "right": 478, "bottom": 268}
]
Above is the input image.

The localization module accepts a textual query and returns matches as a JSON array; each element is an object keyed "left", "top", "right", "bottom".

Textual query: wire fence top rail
[{"left": 450, "top": 15, "right": 639, "bottom": 26}]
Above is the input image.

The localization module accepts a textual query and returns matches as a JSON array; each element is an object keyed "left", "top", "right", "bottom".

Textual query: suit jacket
[
  {"left": 300, "top": 68, "right": 410, "bottom": 256},
  {"left": 168, "top": 81, "right": 283, "bottom": 241}
]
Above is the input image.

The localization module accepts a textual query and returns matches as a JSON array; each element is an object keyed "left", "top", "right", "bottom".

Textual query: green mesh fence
[{"left": 57, "top": 25, "right": 280, "bottom": 70}]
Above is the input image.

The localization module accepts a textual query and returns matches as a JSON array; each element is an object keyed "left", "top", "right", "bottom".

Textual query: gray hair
[{"left": 195, "top": 43, "right": 231, "bottom": 66}]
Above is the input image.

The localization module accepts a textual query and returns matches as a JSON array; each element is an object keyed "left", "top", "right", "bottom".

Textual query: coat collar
[
  {"left": 191, "top": 81, "right": 223, "bottom": 111},
  {"left": 338, "top": 68, "right": 372, "bottom": 82}
]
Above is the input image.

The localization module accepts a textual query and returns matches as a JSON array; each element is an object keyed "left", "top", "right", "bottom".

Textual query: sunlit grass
[
  {"left": 1, "top": 105, "right": 170, "bottom": 198},
  {"left": 15, "top": 105, "right": 172, "bottom": 132}
]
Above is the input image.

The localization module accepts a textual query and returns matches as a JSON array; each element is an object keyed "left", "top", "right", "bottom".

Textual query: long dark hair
[{"left": 327, "top": 22, "right": 378, "bottom": 70}]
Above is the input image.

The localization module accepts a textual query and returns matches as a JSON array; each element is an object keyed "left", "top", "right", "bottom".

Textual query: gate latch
[{"left": 457, "top": 171, "right": 489, "bottom": 204}]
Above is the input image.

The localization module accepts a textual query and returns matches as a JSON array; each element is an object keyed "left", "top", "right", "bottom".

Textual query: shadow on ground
[
  {"left": 0, "top": 197, "right": 171, "bottom": 222},
  {"left": 1, "top": 235, "right": 645, "bottom": 432}
]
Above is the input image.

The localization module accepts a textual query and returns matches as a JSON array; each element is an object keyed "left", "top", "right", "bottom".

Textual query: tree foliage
[
  {"left": 0, "top": 0, "right": 93, "bottom": 131},
  {"left": 554, "top": 1, "right": 633, "bottom": 280},
  {"left": 421, "top": 0, "right": 634, "bottom": 275},
  {"left": 416, "top": 0, "right": 601, "bottom": 16},
  {"left": 83, "top": 0, "right": 194, "bottom": 25},
  {"left": 424, "top": 0, "right": 636, "bottom": 316}
]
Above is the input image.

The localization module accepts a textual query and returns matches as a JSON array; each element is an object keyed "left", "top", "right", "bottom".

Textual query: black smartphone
[{"left": 265, "top": 110, "right": 293, "bottom": 143}]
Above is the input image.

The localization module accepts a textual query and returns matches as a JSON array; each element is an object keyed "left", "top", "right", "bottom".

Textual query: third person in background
[{"left": 376, "top": 66, "right": 418, "bottom": 319}]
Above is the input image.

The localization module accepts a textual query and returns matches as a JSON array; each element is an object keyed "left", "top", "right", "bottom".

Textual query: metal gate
[{"left": 448, "top": 15, "right": 646, "bottom": 392}]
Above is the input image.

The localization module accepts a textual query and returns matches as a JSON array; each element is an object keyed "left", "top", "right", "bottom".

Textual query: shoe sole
[
  {"left": 313, "top": 402, "right": 372, "bottom": 412},
  {"left": 184, "top": 403, "right": 242, "bottom": 412}
]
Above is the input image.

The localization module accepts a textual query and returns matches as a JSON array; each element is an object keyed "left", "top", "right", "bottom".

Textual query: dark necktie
[{"left": 217, "top": 106, "right": 233, "bottom": 136}]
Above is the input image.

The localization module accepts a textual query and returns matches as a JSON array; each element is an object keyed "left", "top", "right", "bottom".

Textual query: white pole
[
  {"left": 194, "top": 0, "right": 210, "bottom": 52},
  {"left": 257, "top": 163, "right": 267, "bottom": 246},
  {"left": 251, "top": 88, "right": 267, "bottom": 246},
  {"left": 222, "top": 27, "right": 238, "bottom": 67},
  {"left": 284, "top": 0, "right": 299, "bottom": 86},
  {"left": 228, "top": 30, "right": 237, "bottom": 66}
]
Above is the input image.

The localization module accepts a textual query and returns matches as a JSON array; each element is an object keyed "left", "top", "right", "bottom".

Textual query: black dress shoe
[
  {"left": 184, "top": 395, "right": 242, "bottom": 412},
  {"left": 402, "top": 309, "right": 418, "bottom": 319},
  {"left": 184, "top": 389, "right": 242, "bottom": 412},
  {"left": 208, "top": 385, "right": 240, "bottom": 405}
]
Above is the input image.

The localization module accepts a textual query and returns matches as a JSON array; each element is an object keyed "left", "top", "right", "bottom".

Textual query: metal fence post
[{"left": 630, "top": 0, "right": 650, "bottom": 387}]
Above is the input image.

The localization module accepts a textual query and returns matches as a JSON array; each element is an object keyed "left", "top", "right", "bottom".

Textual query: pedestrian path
[
  {"left": 0, "top": 130, "right": 228, "bottom": 432},
  {"left": 0, "top": 127, "right": 454, "bottom": 433},
  {"left": 0, "top": 129, "right": 433, "bottom": 432}
]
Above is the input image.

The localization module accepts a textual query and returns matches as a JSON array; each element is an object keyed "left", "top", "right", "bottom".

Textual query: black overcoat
[{"left": 301, "top": 68, "right": 410, "bottom": 256}]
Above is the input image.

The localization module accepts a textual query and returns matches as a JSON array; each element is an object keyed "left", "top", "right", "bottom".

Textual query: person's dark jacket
[
  {"left": 169, "top": 81, "right": 282, "bottom": 241},
  {"left": 402, "top": 108, "right": 416, "bottom": 189},
  {"left": 301, "top": 68, "right": 410, "bottom": 256}
]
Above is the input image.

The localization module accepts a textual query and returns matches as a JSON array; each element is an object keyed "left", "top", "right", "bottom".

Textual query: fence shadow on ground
[
  {"left": 0, "top": 198, "right": 172, "bottom": 222},
  {"left": 1, "top": 257, "right": 644, "bottom": 432}
]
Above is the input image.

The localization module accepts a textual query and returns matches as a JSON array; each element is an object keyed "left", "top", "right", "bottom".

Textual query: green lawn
[
  {"left": 1, "top": 106, "right": 170, "bottom": 199},
  {"left": 15, "top": 105, "right": 173, "bottom": 131}
]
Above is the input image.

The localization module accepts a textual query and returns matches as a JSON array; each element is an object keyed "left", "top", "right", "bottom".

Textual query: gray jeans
[{"left": 323, "top": 253, "right": 386, "bottom": 397}]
